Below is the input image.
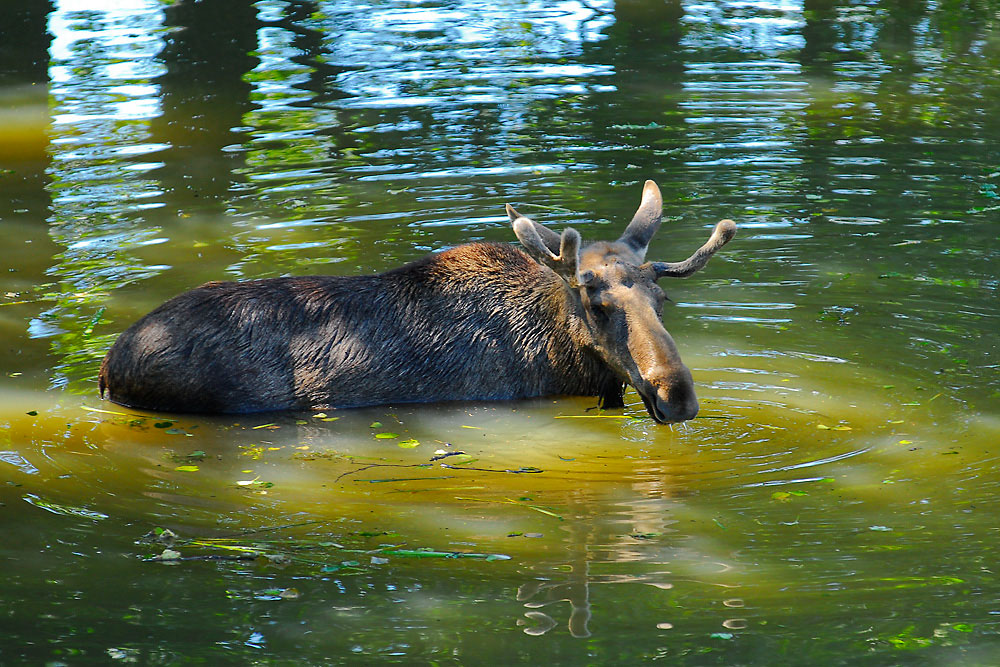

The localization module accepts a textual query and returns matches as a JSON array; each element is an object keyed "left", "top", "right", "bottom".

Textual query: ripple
[
  {"left": 714, "top": 349, "right": 850, "bottom": 364},
  {"left": 677, "top": 301, "right": 795, "bottom": 310},
  {"left": 0, "top": 451, "right": 40, "bottom": 475},
  {"left": 827, "top": 216, "right": 883, "bottom": 225},
  {"left": 695, "top": 314, "right": 793, "bottom": 325},
  {"left": 355, "top": 163, "right": 582, "bottom": 182},
  {"left": 742, "top": 447, "right": 873, "bottom": 482}
]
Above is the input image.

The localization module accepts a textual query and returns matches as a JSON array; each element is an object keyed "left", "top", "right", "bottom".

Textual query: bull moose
[{"left": 99, "top": 181, "right": 736, "bottom": 423}]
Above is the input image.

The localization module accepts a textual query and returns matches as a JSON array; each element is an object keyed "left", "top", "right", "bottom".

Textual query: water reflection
[
  {"left": 150, "top": 0, "right": 258, "bottom": 213},
  {"left": 30, "top": 0, "right": 1000, "bottom": 408}
]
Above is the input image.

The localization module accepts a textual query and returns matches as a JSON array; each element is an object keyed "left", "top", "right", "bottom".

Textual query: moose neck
[
  {"left": 542, "top": 271, "right": 627, "bottom": 407},
  {"left": 421, "top": 243, "right": 623, "bottom": 404}
]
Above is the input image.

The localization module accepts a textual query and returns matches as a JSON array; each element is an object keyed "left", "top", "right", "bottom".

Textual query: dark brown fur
[{"left": 99, "top": 244, "right": 621, "bottom": 414}]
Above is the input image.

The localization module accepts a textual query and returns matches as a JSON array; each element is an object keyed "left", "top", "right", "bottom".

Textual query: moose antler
[
  {"left": 618, "top": 180, "right": 664, "bottom": 258},
  {"left": 506, "top": 204, "right": 590, "bottom": 287},
  {"left": 644, "top": 219, "right": 736, "bottom": 278}
]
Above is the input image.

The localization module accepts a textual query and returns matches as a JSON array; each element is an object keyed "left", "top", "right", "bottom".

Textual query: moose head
[{"left": 506, "top": 181, "right": 736, "bottom": 423}]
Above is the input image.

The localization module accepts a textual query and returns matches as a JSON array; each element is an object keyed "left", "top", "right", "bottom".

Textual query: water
[{"left": 2, "top": 0, "right": 999, "bottom": 663}]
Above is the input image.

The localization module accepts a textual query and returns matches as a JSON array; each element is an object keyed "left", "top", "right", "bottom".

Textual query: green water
[{"left": 1, "top": 0, "right": 999, "bottom": 664}]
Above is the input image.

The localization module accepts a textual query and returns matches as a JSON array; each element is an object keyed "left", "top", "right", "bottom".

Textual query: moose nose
[
  {"left": 637, "top": 365, "right": 699, "bottom": 424},
  {"left": 639, "top": 385, "right": 698, "bottom": 424},
  {"left": 656, "top": 384, "right": 699, "bottom": 423}
]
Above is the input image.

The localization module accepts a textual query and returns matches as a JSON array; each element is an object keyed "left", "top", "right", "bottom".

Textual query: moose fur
[{"left": 99, "top": 181, "right": 735, "bottom": 422}]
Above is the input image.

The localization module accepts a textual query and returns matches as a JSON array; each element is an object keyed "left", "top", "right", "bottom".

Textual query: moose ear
[
  {"left": 511, "top": 214, "right": 588, "bottom": 287},
  {"left": 506, "top": 204, "right": 561, "bottom": 254},
  {"left": 618, "top": 180, "right": 663, "bottom": 257}
]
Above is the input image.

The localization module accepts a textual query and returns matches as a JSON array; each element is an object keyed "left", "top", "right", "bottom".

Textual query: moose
[{"left": 99, "top": 181, "right": 736, "bottom": 423}]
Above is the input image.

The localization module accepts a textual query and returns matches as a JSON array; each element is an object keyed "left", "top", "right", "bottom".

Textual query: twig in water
[
  {"left": 334, "top": 462, "right": 431, "bottom": 483},
  {"left": 439, "top": 464, "right": 543, "bottom": 474}
]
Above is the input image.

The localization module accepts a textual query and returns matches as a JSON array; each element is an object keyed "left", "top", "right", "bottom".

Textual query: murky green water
[{"left": 2, "top": 0, "right": 999, "bottom": 663}]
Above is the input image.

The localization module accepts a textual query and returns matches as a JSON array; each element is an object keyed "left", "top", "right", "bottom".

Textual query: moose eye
[{"left": 655, "top": 291, "right": 668, "bottom": 312}]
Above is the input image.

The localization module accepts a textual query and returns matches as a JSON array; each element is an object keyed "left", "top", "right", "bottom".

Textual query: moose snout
[
  {"left": 636, "top": 365, "right": 699, "bottom": 424},
  {"left": 655, "top": 382, "right": 699, "bottom": 423}
]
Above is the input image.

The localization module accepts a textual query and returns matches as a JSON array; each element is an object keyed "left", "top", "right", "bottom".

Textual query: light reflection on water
[{"left": 1, "top": 0, "right": 999, "bottom": 662}]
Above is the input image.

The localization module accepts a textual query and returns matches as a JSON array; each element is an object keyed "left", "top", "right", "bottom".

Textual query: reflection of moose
[
  {"left": 514, "top": 500, "right": 667, "bottom": 639},
  {"left": 517, "top": 565, "right": 594, "bottom": 638},
  {"left": 100, "top": 181, "right": 735, "bottom": 422}
]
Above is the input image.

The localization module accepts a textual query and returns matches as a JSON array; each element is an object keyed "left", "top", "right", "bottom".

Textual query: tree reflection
[
  {"left": 0, "top": 0, "right": 55, "bottom": 240},
  {"left": 149, "top": 0, "right": 260, "bottom": 216}
]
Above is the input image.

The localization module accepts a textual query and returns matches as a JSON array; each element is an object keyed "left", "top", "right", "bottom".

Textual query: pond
[{"left": 1, "top": 0, "right": 999, "bottom": 663}]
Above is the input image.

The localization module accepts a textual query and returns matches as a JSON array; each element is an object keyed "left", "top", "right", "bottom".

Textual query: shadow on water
[{"left": 2, "top": 0, "right": 1000, "bottom": 663}]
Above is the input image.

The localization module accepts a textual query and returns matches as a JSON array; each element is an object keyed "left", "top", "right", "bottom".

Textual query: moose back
[{"left": 99, "top": 181, "right": 736, "bottom": 423}]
